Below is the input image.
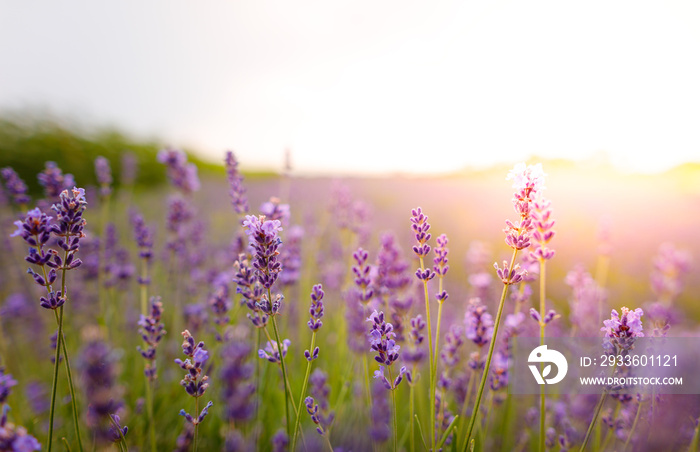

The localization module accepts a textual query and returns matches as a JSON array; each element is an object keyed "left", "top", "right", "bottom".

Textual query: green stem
[
  {"left": 579, "top": 392, "right": 607, "bottom": 452},
  {"left": 539, "top": 259, "right": 546, "bottom": 452},
  {"left": 409, "top": 368, "right": 415, "bottom": 452},
  {"left": 418, "top": 256, "right": 435, "bottom": 451},
  {"left": 270, "top": 314, "right": 292, "bottom": 441},
  {"left": 145, "top": 381, "right": 156, "bottom": 452},
  {"left": 388, "top": 367, "right": 398, "bottom": 452},
  {"left": 462, "top": 248, "right": 518, "bottom": 451},
  {"left": 47, "top": 307, "right": 64, "bottom": 452},
  {"left": 194, "top": 397, "right": 199, "bottom": 452},
  {"left": 291, "top": 331, "right": 317, "bottom": 451}
]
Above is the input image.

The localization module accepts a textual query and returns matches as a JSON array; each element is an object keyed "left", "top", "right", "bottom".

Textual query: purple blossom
[
  {"left": 403, "top": 315, "right": 426, "bottom": 364},
  {"left": 602, "top": 307, "right": 644, "bottom": 353},
  {"left": 410, "top": 208, "right": 436, "bottom": 281},
  {"left": 375, "top": 233, "right": 412, "bottom": 297},
  {"left": 208, "top": 272, "right": 232, "bottom": 331},
  {"left": 368, "top": 380, "right": 391, "bottom": 443},
  {"left": 174, "top": 330, "right": 211, "bottom": 398},
  {"left": 130, "top": 210, "right": 154, "bottom": 262},
  {"left": 279, "top": 225, "right": 303, "bottom": 287},
  {"left": 157, "top": 148, "right": 200, "bottom": 193},
  {"left": 258, "top": 339, "right": 291, "bottom": 364},
  {"left": 352, "top": 247, "right": 374, "bottom": 304},
  {"left": 224, "top": 150, "right": 249, "bottom": 214},
  {"left": 107, "top": 414, "right": 128, "bottom": 444},
  {"left": 137, "top": 297, "right": 166, "bottom": 381},
  {"left": 367, "top": 310, "right": 405, "bottom": 390},
  {"left": 37, "top": 161, "right": 74, "bottom": 200},
  {"left": 529, "top": 196, "right": 555, "bottom": 261},
  {"left": 243, "top": 215, "right": 284, "bottom": 291},
  {"left": 465, "top": 298, "right": 493, "bottom": 347},
  {"left": 440, "top": 324, "right": 464, "bottom": 368},
  {"left": 0, "top": 370, "right": 17, "bottom": 405},
  {"left": 309, "top": 368, "right": 335, "bottom": 432},
  {"left": 305, "top": 396, "right": 329, "bottom": 436},
  {"left": 494, "top": 260, "right": 527, "bottom": 285},
  {"left": 0, "top": 405, "right": 41, "bottom": 451},
  {"left": 220, "top": 338, "right": 255, "bottom": 423},
  {"left": 79, "top": 329, "right": 124, "bottom": 445},
  {"left": 503, "top": 162, "right": 545, "bottom": 251},
  {"left": 233, "top": 254, "right": 268, "bottom": 328},
  {"left": 0, "top": 167, "right": 30, "bottom": 206},
  {"left": 307, "top": 284, "right": 325, "bottom": 333},
  {"left": 94, "top": 156, "right": 113, "bottom": 197},
  {"left": 260, "top": 197, "right": 290, "bottom": 226},
  {"left": 566, "top": 266, "right": 605, "bottom": 335}
]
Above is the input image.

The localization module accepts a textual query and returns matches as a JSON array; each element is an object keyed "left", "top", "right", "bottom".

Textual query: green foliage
[{"left": 0, "top": 114, "right": 227, "bottom": 195}]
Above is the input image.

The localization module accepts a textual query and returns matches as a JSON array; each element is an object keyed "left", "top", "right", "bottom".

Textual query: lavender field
[{"left": 0, "top": 150, "right": 698, "bottom": 452}]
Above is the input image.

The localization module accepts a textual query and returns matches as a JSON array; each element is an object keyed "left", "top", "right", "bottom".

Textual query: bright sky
[{"left": 2, "top": 1, "right": 700, "bottom": 174}]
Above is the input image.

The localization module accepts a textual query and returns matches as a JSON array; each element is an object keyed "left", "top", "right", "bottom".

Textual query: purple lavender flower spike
[
  {"left": 279, "top": 225, "right": 303, "bottom": 287},
  {"left": 121, "top": 152, "right": 138, "bottom": 185},
  {"left": 243, "top": 214, "right": 284, "bottom": 290},
  {"left": 465, "top": 298, "right": 494, "bottom": 347},
  {"left": 175, "top": 329, "right": 211, "bottom": 401},
  {"left": 0, "top": 369, "right": 17, "bottom": 405},
  {"left": 137, "top": 297, "right": 166, "bottom": 381},
  {"left": 403, "top": 315, "right": 426, "bottom": 364},
  {"left": 225, "top": 150, "right": 249, "bottom": 214},
  {"left": 650, "top": 242, "right": 692, "bottom": 304},
  {"left": 258, "top": 339, "right": 291, "bottom": 364},
  {"left": 108, "top": 414, "right": 128, "bottom": 443},
  {"left": 272, "top": 429, "right": 289, "bottom": 452},
  {"left": 0, "top": 167, "right": 30, "bottom": 206},
  {"left": 375, "top": 233, "right": 412, "bottom": 298},
  {"left": 502, "top": 163, "right": 545, "bottom": 252},
  {"left": 352, "top": 247, "right": 374, "bottom": 304},
  {"left": 220, "top": 338, "right": 255, "bottom": 423},
  {"left": 94, "top": 156, "right": 113, "bottom": 197},
  {"left": 530, "top": 196, "right": 556, "bottom": 261},
  {"left": 494, "top": 260, "right": 527, "bottom": 285},
  {"left": 410, "top": 207, "right": 436, "bottom": 281},
  {"left": 307, "top": 284, "right": 324, "bottom": 332},
  {"left": 157, "top": 148, "right": 200, "bottom": 193},
  {"left": 433, "top": 233, "right": 450, "bottom": 277},
  {"left": 305, "top": 396, "right": 330, "bottom": 436},
  {"left": 367, "top": 309, "right": 405, "bottom": 390},
  {"left": 0, "top": 404, "right": 41, "bottom": 451},
  {"left": 602, "top": 307, "right": 644, "bottom": 354},
  {"left": 233, "top": 254, "right": 269, "bottom": 328},
  {"left": 38, "top": 161, "right": 74, "bottom": 200},
  {"left": 79, "top": 329, "right": 125, "bottom": 445}
]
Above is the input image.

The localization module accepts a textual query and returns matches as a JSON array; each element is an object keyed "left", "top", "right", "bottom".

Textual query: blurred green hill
[{"left": 0, "top": 114, "right": 224, "bottom": 195}]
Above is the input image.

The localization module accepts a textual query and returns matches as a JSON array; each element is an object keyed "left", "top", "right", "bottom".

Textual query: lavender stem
[{"left": 462, "top": 248, "right": 518, "bottom": 451}]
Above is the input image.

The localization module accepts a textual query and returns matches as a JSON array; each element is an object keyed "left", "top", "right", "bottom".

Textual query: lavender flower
[
  {"left": 166, "top": 194, "right": 193, "bottom": 254},
  {"left": 79, "top": 328, "right": 124, "bottom": 445},
  {"left": 260, "top": 197, "right": 290, "bottom": 227},
  {"left": 367, "top": 310, "right": 407, "bottom": 390},
  {"left": 465, "top": 298, "right": 494, "bottom": 347},
  {"left": 175, "top": 330, "right": 211, "bottom": 399},
  {"left": 0, "top": 167, "right": 30, "bottom": 206},
  {"left": 94, "top": 156, "right": 113, "bottom": 197},
  {"left": 279, "top": 225, "right": 303, "bottom": 287},
  {"left": 503, "top": 162, "right": 545, "bottom": 251},
  {"left": 403, "top": 315, "right": 426, "bottom": 364},
  {"left": 208, "top": 272, "right": 232, "bottom": 332},
  {"left": 494, "top": 260, "right": 527, "bottom": 285},
  {"left": 375, "top": 233, "right": 412, "bottom": 297},
  {"left": 220, "top": 338, "right": 256, "bottom": 423},
  {"left": 157, "top": 148, "right": 200, "bottom": 193},
  {"left": 243, "top": 215, "right": 283, "bottom": 291},
  {"left": 602, "top": 307, "right": 644, "bottom": 357},
  {"left": 225, "top": 150, "right": 249, "bottom": 214},
  {"left": 305, "top": 396, "right": 328, "bottom": 436},
  {"left": 410, "top": 207, "right": 436, "bottom": 281},
  {"left": 108, "top": 414, "right": 128, "bottom": 444},
  {"left": 49, "top": 187, "right": 87, "bottom": 271},
  {"left": 309, "top": 368, "right": 335, "bottom": 432},
  {"left": 306, "top": 284, "right": 325, "bottom": 333},
  {"left": 0, "top": 406, "right": 41, "bottom": 451},
  {"left": 233, "top": 254, "right": 268, "bottom": 328},
  {"left": 368, "top": 380, "right": 391, "bottom": 443},
  {"left": 38, "top": 161, "right": 74, "bottom": 200},
  {"left": 258, "top": 339, "right": 291, "bottom": 363},
  {"left": 530, "top": 196, "right": 555, "bottom": 261},
  {"left": 433, "top": 233, "right": 449, "bottom": 302},
  {"left": 137, "top": 297, "right": 166, "bottom": 381},
  {"left": 352, "top": 247, "right": 374, "bottom": 304},
  {"left": 566, "top": 266, "right": 605, "bottom": 335},
  {"left": 272, "top": 429, "right": 288, "bottom": 452},
  {"left": 440, "top": 324, "right": 464, "bottom": 368},
  {"left": 0, "top": 370, "right": 17, "bottom": 405}
]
